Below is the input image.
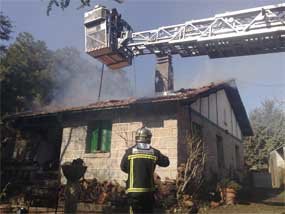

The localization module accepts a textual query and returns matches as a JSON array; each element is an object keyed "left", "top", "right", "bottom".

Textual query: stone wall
[
  {"left": 59, "top": 113, "right": 177, "bottom": 184},
  {"left": 59, "top": 103, "right": 245, "bottom": 184}
]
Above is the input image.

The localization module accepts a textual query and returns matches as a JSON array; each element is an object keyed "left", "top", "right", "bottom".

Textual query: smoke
[
  {"left": 46, "top": 47, "right": 132, "bottom": 109},
  {"left": 42, "top": 47, "right": 284, "bottom": 112},
  {"left": 174, "top": 53, "right": 285, "bottom": 88},
  {"left": 173, "top": 52, "right": 285, "bottom": 112}
]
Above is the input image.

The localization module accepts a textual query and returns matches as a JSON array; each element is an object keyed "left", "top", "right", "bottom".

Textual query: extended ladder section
[{"left": 85, "top": 3, "right": 285, "bottom": 69}]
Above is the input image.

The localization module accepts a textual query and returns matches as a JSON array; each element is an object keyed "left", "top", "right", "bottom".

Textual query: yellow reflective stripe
[
  {"left": 128, "top": 154, "right": 157, "bottom": 161},
  {"left": 127, "top": 187, "right": 155, "bottom": 193},
  {"left": 127, "top": 154, "right": 156, "bottom": 192},
  {"left": 130, "top": 158, "right": 134, "bottom": 188},
  {"left": 129, "top": 206, "right": 133, "bottom": 214}
]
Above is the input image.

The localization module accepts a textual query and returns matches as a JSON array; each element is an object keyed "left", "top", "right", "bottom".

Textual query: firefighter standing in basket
[{"left": 120, "top": 126, "right": 170, "bottom": 214}]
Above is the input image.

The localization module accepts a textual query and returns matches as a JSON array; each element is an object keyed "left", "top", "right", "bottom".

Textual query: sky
[{"left": 1, "top": 0, "right": 285, "bottom": 113}]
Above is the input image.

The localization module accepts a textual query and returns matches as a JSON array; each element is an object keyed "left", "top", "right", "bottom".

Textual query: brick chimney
[{"left": 155, "top": 55, "right": 174, "bottom": 94}]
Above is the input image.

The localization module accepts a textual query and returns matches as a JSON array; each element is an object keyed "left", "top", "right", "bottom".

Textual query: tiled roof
[{"left": 5, "top": 79, "right": 253, "bottom": 136}]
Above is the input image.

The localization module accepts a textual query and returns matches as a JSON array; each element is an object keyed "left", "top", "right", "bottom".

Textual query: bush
[
  {"left": 217, "top": 179, "right": 242, "bottom": 191},
  {"left": 226, "top": 181, "right": 241, "bottom": 191}
]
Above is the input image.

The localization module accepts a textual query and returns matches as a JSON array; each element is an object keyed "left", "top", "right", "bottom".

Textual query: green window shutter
[
  {"left": 90, "top": 127, "right": 99, "bottom": 152},
  {"left": 100, "top": 121, "right": 112, "bottom": 152}
]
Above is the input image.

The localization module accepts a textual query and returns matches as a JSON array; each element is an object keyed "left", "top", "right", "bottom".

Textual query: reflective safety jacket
[{"left": 120, "top": 144, "right": 170, "bottom": 193}]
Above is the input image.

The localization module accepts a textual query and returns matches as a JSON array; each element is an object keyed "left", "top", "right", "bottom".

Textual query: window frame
[{"left": 85, "top": 120, "right": 112, "bottom": 153}]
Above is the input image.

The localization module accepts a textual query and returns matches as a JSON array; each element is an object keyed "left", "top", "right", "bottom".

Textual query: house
[
  {"left": 269, "top": 146, "right": 285, "bottom": 188},
  {"left": 5, "top": 79, "right": 253, "bottom": 185}
]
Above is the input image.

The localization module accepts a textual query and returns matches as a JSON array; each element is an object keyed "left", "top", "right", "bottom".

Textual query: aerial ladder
[{"left": 84, "top": 4, "right": 285, "bottom": 92}]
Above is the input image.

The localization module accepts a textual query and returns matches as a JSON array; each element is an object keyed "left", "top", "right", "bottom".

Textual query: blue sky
[{"left": 1, "top": 0, "right": 285, "bottom": 113}]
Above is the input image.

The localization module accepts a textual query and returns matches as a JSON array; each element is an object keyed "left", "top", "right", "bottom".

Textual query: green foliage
[
  {"left": 217, "top": 178, "right": 241, "bottom": 191},
  {"left": 46, "top": 0, "right": 90, "bottom": 15},
  {"left": 226, "top": 180, "right": 241, "bottom": 191},
  {"left": 0, "top": 12, "right": 13, "bottom": 55},
  {"left": 1, "top": 32, "right": 131, "bottom": 116},
  {"left": 0, "top": 32, "right": 54, "bottom": 115},
  {"left": 217, "top": 178, "right": 231, "bottom": 189},
  {"left": 244, "top": 99, "right": 285, "bottom": 169}
]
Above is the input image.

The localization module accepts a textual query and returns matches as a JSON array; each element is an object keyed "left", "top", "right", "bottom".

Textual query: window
[
  {"left": 216, "top": 135, "right": 225, "bottom": 168},
  {"left": 191, "top": 122, "right": 203, "bottom": 140},
  {"left": 86, "top": 120, "right": 112, "bottom": 153}
]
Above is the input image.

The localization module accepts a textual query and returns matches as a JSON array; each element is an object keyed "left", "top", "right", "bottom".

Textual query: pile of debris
[
  {"left": 58, "top": 175, "right": 182, "bottom": 211},
  {"left": 57, "top": 165, "right": 202, "bottom": 212},
  {"left": 153, "top": 173, "right": 177, "bottom": 209},
  {"left": 79, "top": 178, "right": 127, "bottom": 206},
  {"left": 154, "top": 171, "right": 199, "bottom": 213}
]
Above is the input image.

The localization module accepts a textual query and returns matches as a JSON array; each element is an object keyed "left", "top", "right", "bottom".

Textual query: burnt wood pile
[{"left": 1, "top": 160, "right": 60, "bottom": 209}]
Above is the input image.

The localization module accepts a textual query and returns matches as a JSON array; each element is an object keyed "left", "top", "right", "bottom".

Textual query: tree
[
  {"left": 49, "top": 47, "right": 132, "bottom": 107},
  {"left": 0, "top": 32, "right": 54, "bottom": 115},
  {"left": 47, "top": 0, "right": 91, "bottom": 15},
  {"left": 46, "top": 0, "right": 123, "bottom": 15},
  {"left": 244, "top": 99, "right": 285, "bottom": 169},
  {"left": 176, "top": 137, "right": 206, "bottom": 199},
  {"left": 1, "top": 34, "right": 131, "bottom": 115},
  {"left": 0, "top": 12, "right": 13, "bottom": 55}
]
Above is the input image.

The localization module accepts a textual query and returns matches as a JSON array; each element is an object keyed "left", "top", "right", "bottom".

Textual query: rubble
[{"left": 76, "top": 179, "right": 128, "bottom": 206}]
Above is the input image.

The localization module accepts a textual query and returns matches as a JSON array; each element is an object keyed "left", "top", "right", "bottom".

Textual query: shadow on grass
[
  {"left": 262, "top": 201, "right": 285, "bottom": 206},
  {"left": 238, "top": 201, "right": 250, "bottom": 205},
  {"left": 246, "top": 188, "right": 285, "bottom": 206}
]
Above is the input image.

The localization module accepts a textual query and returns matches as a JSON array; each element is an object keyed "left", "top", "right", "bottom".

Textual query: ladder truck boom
[{"left": 84, "top": 3, "right": 285, "bottom": 69}]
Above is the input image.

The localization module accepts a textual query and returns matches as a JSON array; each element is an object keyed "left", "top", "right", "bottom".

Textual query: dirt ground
[
  {"left": 200, "top": 203, "right": 284, "bottom": 214},
  {"left": 200, "top": 188, "right": 285, "bottom": 214}
]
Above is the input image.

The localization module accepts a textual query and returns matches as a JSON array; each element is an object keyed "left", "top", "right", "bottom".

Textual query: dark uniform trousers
[
  {"left": 120, "top": 144, "right": 170, "bottom": 214},
  {"left": 128, "top": 192, "right": 154, "bottom": 214}
]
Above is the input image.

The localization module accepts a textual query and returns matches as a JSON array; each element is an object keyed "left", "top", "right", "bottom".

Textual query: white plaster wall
[
  {"left": 209, "top": 93, "right": 217, "bottom": 124},
  {"left": 190, "top": 89, "right": 243, "bottom": 140},
  {"left": 191, "top": 98, "right": 200, "bottom": 112},
  {"left": 201, "top": 97, "right": 209, "bottom": 118}
]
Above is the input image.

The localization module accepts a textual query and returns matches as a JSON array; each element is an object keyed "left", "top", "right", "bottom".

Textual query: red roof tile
[{"left": 4, "top": 79, "right": 253, "bottom": 136}]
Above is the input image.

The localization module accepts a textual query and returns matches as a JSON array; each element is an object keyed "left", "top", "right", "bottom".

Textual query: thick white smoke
[{"left": 46, "top": 48, "right": 132, "bottom": 109}]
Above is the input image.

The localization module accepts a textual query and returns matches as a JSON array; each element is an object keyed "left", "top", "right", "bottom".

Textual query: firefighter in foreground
[{"left": 120, "top": 127, "right": 170, "bottom": 213}]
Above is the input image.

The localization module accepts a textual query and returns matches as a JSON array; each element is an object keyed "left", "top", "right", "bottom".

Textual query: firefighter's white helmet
[{"left": 135, "top": 126, "right": 152, "bottom": 144}]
